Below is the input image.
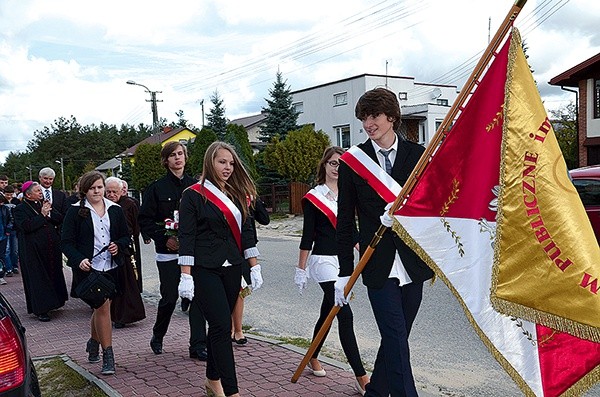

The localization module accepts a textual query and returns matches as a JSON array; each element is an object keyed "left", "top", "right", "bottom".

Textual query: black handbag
[{"left": 75, "top": 271, "right": 116, "bottom": 307}]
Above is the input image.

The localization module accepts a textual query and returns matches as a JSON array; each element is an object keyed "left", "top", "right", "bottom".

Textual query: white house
[{"left": 291, "top": 73, "right": 458, "bottom": 148}]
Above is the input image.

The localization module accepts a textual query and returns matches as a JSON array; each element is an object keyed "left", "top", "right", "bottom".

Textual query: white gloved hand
[
  {"left": 380, "top": 202, "right": 394, "bottom": 228},
  {"left": 250, "top": 264, "right": 263, "bottom": 291},
  {"left": 294, "top": 267, "right": 308, "bottom": 294},
  {"left": 334, "top": 276, "right": 351, "bottom": 306},
  {"left": 178, "top": 273, "right": 194, "bottom": 300}
]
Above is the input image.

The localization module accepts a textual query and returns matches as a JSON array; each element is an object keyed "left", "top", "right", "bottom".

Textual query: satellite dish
[{"left": 431, "top": 88, "right": 442, "bottom": 99}]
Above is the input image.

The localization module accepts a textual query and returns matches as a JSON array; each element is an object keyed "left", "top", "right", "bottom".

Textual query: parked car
[
  {"left": 0, "top": 291, "right": 41, "bottom": 397},
  {"left": 569, "top": 165, "right": 600, "bottom": 243}
]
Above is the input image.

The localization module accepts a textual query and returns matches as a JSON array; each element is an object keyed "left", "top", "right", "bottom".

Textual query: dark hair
[
  {"left": 3, "top": 185, "right": 15, "bottom": 194},
  {"left": 355, "top": 87, "right": 402, "bottom": 133},
  {"left": 0, "top": 175, "right": 7, "bottom": 181},
  {"left": 161, "top": 142, "right": 188, "bottom": 169},
  {"left": 315, "top": 146, "right": 344, "bottom": 185},
  {"left": 78, "top": 171, "right": 105, "bottom": 199}
]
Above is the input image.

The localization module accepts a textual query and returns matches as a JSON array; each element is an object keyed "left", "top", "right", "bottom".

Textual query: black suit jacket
[
  {"left": 61, "top": 202, "right": 131, "bottom": 287},
  {"left": 337, "top": 137, "right": 434, "bottom": 289},
  {"left": 49, "top": 189, "right": 68, "bottom": 226},
  {"left": 178, "top": 185, "right": 256, "bottom": 269}
]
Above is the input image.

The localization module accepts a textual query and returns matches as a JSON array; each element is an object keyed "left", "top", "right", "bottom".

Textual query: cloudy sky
[{"left": 1, "top": 0, "right": 598, "bottom": 164}]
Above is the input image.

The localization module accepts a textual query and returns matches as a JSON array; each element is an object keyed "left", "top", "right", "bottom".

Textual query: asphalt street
[{"left": 139, "top": 220, "right": 600, "bottom": 397}]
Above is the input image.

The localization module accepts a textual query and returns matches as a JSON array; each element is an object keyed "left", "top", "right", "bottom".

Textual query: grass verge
[{"left": 34, "top": 356, "right": 108, "bottom": 397}]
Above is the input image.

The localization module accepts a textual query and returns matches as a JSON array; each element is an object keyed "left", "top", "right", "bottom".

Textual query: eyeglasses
[{"left": 327, "top": 160, "right": 340, "bottom": 168}]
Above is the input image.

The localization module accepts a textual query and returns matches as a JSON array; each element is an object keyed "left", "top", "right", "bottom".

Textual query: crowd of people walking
[{"left": 0, "top": 87, "right": 428, "bottom": 396}]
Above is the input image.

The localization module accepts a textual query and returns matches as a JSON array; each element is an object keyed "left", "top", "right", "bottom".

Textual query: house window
[
  {"left": 594, "top": 79, "right": 600, "bottom": 119},
  {"left": 436, "top": 98, "right": 449, "bottom": 106},
  {"left": 398, "top": 92, "right": 408, "bottom": 100},
  {"left": 334, "top": 92, "right": 348, "bottom": 106},
  {"left": 334, "top": 125, "right": 351, "bottom": 148},
  {"left": 293, "top": 102, "right": 304, "bottom": 114}
]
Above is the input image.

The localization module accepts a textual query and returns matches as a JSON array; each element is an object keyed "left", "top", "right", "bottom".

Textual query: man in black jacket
[
  {"left": 336, "top": 88, "right": 433, "bottom": 397},
  {"left": 138, "top": 141, "right": 207, "bottom": 360}
]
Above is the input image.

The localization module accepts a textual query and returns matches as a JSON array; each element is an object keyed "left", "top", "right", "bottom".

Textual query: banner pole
[{"left": 291, "top": 0, "right": 528, "bottom": 384}]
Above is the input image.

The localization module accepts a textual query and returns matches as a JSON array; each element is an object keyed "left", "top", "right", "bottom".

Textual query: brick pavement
[{"left": 1, "top": 269, "right": 373, "bottom": 397}]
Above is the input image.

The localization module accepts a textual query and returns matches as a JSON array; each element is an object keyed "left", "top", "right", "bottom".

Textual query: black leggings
[{"left": 312, "top": 281, "right": 366, "bottom": 377}]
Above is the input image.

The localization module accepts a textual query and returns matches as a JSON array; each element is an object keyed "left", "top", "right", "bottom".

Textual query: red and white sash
[
  {"left": 303, "top": 185, "right": 337, "bottom": 228},
  {"left": 340, "top": 145, "right": 402, "bottom": 204},
  {"left": 189, "top": 180, "right": 242, "bottom": 251}
]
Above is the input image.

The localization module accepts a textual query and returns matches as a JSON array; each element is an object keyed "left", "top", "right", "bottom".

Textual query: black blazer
[
  {"left": 61, "top": 202, "right": 130, "bottom": 285},
  {"left": 337, "top": 137, "right": 434, "bottom": 289},
  {"left": 178, "top": 185, "right": 256, "bottom": 269},
  {"left": 49, "top": 189, "right": 68, "bottom": 226}
]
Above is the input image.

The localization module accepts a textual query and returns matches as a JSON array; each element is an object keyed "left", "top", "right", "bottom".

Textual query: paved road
[{"left": 139, "top": 222, "right": 600, "bottom": 397}]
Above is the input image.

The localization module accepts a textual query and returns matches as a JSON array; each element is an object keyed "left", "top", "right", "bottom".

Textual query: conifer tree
[
  {"left": 259, "top": 71, "right": 298, "bottom": 142},
  {"left": 206, "top": 90, "right": 228, "bottom": 139}
]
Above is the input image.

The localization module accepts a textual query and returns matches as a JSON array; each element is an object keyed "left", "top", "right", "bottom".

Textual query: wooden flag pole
[{"left": 291, "top": 0, "right": 527, "bottom": 384}]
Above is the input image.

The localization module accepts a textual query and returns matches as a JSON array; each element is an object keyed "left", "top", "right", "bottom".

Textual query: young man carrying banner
[{"left": 335, "top": 87, "right": 434, "bottom": 397}]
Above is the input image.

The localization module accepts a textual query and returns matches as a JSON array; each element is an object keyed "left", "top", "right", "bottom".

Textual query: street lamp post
[
  {"left": 126, "top": 80, "right": 162, "bottom": 141},
  {"left": 26, "top": 165, "right": 32, "bottom": 181},
  {"left": 55, "top": 157, "right": 65, "bottom": 192}
]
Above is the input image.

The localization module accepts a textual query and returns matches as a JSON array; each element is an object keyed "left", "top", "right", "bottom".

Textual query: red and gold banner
[
  {"left": 491, "top": 29, "right": 600, "bottom": 341},
  {"left": 391, "top": 29, "right": 600, "bottom": 396}
]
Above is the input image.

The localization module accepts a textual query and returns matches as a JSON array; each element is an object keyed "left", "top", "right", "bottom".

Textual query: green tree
[
  {"left": 206, "top": 90, "right": 227, "bottom": 139},
  {"left": 224, "top": 123, "right": 257, "bottom": 179},
  {"left": 188, "top": 127, "right": 218, "bottom": 177},
  {"left": 259, "top": 71, "right": 298, "bottom": 142},
  {"left": 550, "top": 102, "right": 578, "bottom": 169},
  {"left": 131, "top": 143, "right": 163, "bottom": 192},
  {"left": 263, "top": 125, "right": 330, "bottom": 183}
]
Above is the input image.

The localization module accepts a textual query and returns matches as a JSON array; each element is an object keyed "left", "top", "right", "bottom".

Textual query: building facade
[
  {"left": 291, "top": 73, "right": 458, "bottom": 148},
  {"left": 550, "top": 53, "right": 600, "bottom": 167}
]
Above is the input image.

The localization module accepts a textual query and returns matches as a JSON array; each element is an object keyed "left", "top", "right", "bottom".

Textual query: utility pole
[
  {"left": 127, "top": 80, "right": 163, "bottom": 141},
  {"left": 199, "top": 99, "right": 205, "bottom": 128},
  {"left": 55, "top": 157, "right": 65, "bottom": 191}
]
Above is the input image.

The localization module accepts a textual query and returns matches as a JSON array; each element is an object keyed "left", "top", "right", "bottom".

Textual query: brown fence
[{"left": 258, "top": 182, "right": 310, "bottom": 215}]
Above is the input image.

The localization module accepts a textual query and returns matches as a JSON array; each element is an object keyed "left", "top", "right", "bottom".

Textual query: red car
[
  {"left": 569, "top": 165, "right": 600, "bottom": 243},
  {"left": 0, "top": 291, "right": 41, "bottom": 397}
]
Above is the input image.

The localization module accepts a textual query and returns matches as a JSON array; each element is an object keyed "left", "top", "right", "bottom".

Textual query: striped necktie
[
  {"left": 44, "top": 189, "right": 51, "bottom": 202},
  {"left": 379, "top": 149, "right": 393, "bottom": 175}
]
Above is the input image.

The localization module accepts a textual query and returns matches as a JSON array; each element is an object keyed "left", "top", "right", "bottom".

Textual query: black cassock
[{"left": 13, "top": 199, "right": 68, "bottom": 315}]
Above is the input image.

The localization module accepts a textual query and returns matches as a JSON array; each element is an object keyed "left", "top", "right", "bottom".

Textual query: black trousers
[
  {"left": 365, "top": 279, "right": 423, "bottom": 397},
  {"left": 152, "top": 259, "right": 206, "bottom": 352},
  {"left": 312, "top": 281, "right": 367, "bottom": 377},
  {"left": 193, "top": 265, "right": 241, "bottom": 396}
]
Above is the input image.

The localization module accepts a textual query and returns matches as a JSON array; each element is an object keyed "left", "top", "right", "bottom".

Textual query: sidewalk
[{"left": 1, "top": 267, "right": 436, "bottom": 397}]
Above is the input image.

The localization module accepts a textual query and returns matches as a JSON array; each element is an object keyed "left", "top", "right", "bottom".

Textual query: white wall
[{"left": 293, "top": 74, "right": 457, "bottom": 147}]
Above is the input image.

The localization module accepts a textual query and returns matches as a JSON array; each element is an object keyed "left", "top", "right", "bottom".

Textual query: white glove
[
  {"left": 250, "top": 264, "right": 263, "bottom": 291},
  {"left": 294, "top": 267, "right": 308, "bottom": 294},
  {"left": 178, "top": 273, "right": 194, "bottom": 300},
  {"left": 380, "top": 202, "right": 394, "bottom": 228},
  {"left": 334, "top": 276, "right": 350, "bottom": 306}
]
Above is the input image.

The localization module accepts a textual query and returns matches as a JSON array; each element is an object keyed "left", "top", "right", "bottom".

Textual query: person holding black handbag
[{"left": 61, "top": 171, "right": 130, "bottom": 376}]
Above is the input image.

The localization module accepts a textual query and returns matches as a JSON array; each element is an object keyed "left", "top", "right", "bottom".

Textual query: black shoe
[
  {"left": 113, "top": 322, "right": 125, "bottom": 329},
  {"left": 12, "top": 268, "right": 19, "bottom": 275},
  {"left": 5, "top": 271, "right": 12, "bottom": 277},
  {"left": 181, "top": 298, "right": 190, "bottom": 312},
  {"left": 101, "top": 346, "right": 115, "bottom": 375},
  {"left": 37, "top": 313, "right": 51, "bottom": 322},
  {"left": 150, "top": 335, "right": 163, "bottom": 354},
  {"left": 86, "top": 338, "right": 100, "bottom": 363},
  {"left": 189, "top": 348, "right": 208, "bottom": 361}
]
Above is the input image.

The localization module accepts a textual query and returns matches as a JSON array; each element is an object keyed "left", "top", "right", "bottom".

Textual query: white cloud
[{"left": 0, "top": 0, "right": 598, "bottom": 164}]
